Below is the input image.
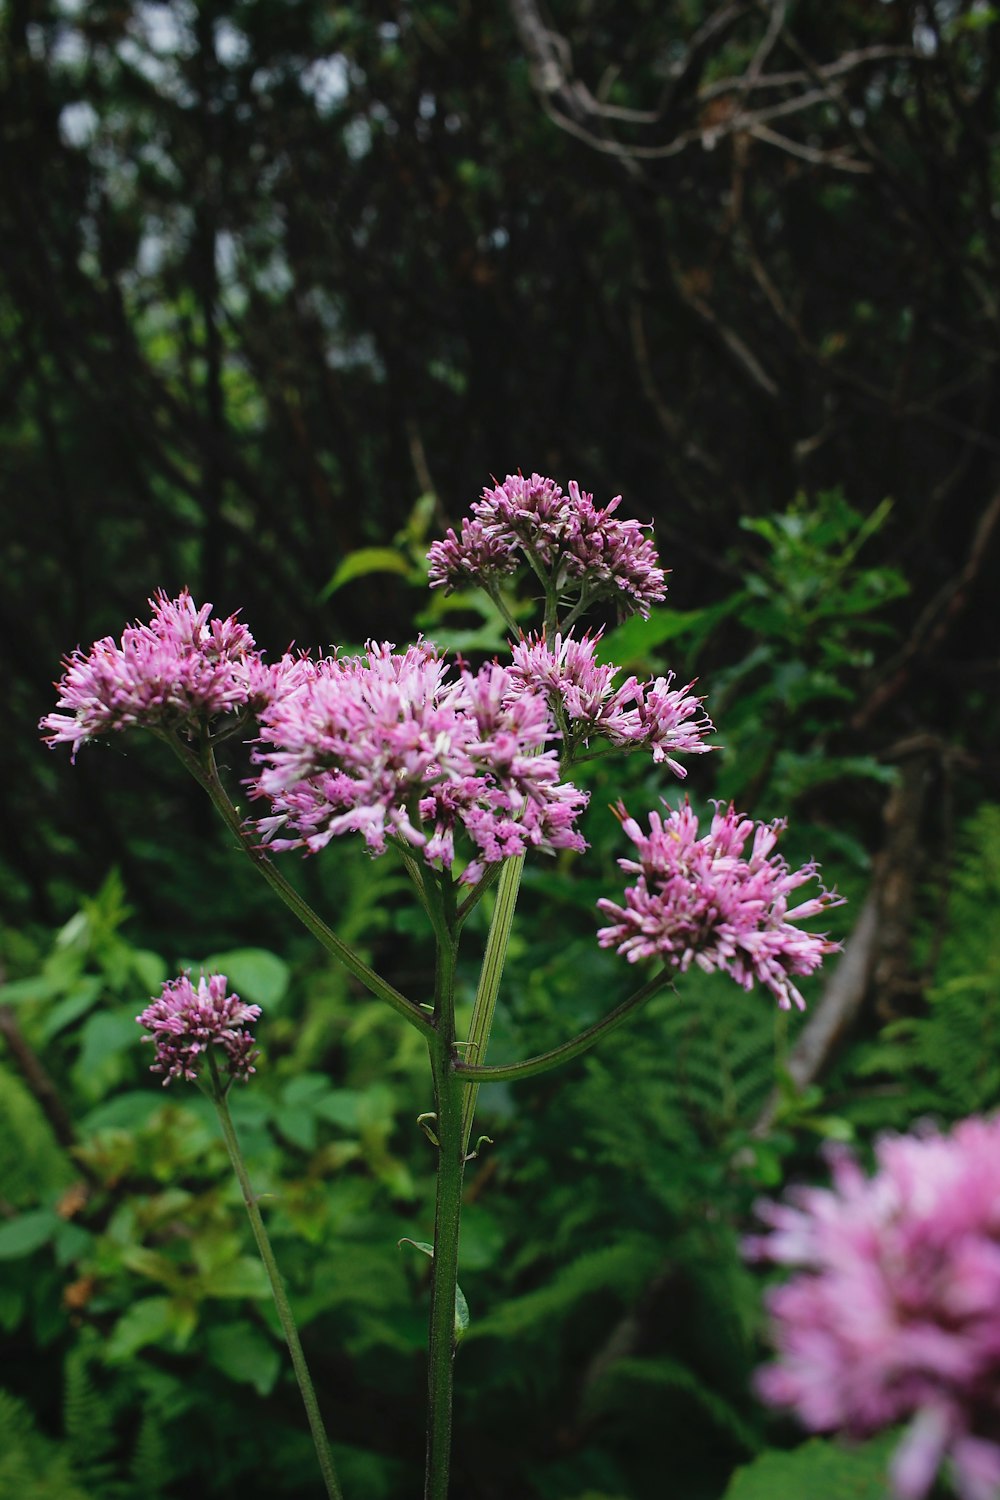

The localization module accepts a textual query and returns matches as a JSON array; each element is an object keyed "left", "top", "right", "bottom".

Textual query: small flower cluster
[
  {"left": 427, "top": 473, "right": 667, "bottom": 618},
  {"left": 137, "top": 973, "right": 261, "bottom": 1086},
  {"left": 250, "top": 640, "right": 588, "bottom": 883},
  {"left": 750, "top": 1117, "right": 1000, "bottom": 1500},
  {"left": 596, "top": 801, "right": 841, "bottom": 1010},
  {"left": 41, "top": 591, "right": 269, "bottom": 758},
  {"left": 511, "top": 631, "right": 713, "bottom": 776}
]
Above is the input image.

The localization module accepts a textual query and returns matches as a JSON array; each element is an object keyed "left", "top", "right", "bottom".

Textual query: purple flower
[
  {"left": 427, "top": 472, "right": 667, "bottom": 619},
  {"left": 510, "top": 630, "right": 714, "bottom": 774},
  {"left": 749, "top": 1118, "right": 1000, "bottom": 1500},
  {"left": 596, "top": 801, "right": 842, "bottom": 1010},
  {"left": 41, "top": 591, "right": 269, "bottom": 757},
  {"left": 250, "top": 640, "right": 589, "bottom": 883},
  {"left": 137, "top": 973, "right": 261, "bottom": 1086}
]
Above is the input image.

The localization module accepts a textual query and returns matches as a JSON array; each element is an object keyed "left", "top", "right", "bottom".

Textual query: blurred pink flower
[
  {"left": 41, "top": 590, "right": 268, "bottom": 757},
  {"left": 511, "top": 630, "right": 713, "bottom": 774},
  {"left": 750, "top": 1117, "right": 1000, "bottom": 1500},
  {"left": 596, "top": 800, "right": 841, "bottom": 1010},
  {"left": 250, "top": 640, "right": 588, "bottom": 883},
  {"left": 137, "top": 973, "right": 261, "bottom": 1086},
  {"left": 427, "top": 472, "right": 667, "bottom": 618}
]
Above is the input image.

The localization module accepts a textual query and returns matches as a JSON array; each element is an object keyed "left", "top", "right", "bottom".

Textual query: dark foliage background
[{"left": 2, "top": 2, "right": 1000, "bottom": 1497}]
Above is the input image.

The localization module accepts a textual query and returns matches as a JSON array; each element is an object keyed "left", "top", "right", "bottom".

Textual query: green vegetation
[{"left": 4, "top": 2, "right": 1000, "bottom": 1496}]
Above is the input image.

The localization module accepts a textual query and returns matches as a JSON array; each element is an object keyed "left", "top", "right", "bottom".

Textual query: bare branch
[{"left": 746, "top": 122, "right": 873, "bottom": 173}]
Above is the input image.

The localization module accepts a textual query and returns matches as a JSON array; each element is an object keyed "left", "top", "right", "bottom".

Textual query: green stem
[
  {"left": 455, "top": 862, "right": 502, "bottom": 928},
  {"left": 424, "top": 925, "right": 465, "bottom": 1500},
  {"left": 168, "top": 736, "right": 435, "bottom": 1042},
  {"left": 558, "top": 589, "right": 594, "bottom": 635},
  {"left": 459, "top": 852, "right": 525, "bottom": 1154},
  {"left": 210, "top": 1063, "right": 344, "bottom": 1500},
  {"left": 454, "top": 971, "right": 668, "bottom": 1084}
]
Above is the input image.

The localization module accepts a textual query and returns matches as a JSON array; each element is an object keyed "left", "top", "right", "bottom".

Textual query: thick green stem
[
  {"left": 168, "top": 736, "right": 434, "bottom": 1041},
  {"left": 459, "top": 853, "right": 525, "bottom": 1154},
  {"left": 424, "top": 925, "right": 465, "bottom": 1500},
  {"left": 454, "top": 971, "right": 668, "bottom": 1084},
  {"left": 210, "top": 1066, "right": 344, "bottom": 1500}
]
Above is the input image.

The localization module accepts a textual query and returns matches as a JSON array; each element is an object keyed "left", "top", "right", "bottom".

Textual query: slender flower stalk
[
  {"left": 209, "top": 1057, "right": 344, "bottom": 1500},
  {"left": 170, "top": 736, "right": 436, "bottom": 1040},
  {"left": 137, "top": 977, "right": 343, "bottom": 1500},
  {"left": 423, "top": 932, "right": 466, "bottom": 1500},
  {"left": 460, "top": 851, "right": 525, "bottom": 1154},
  {"left": 453, "top": 971, "right": 669, "bottom": 1085}
]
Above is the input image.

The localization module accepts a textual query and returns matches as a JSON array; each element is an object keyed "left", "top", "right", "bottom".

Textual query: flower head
[
  {"left": 749, "top": 1117, "right": 1000, "bottom": 1500},
  {"left": 137, "top": 972, "right": 261, "bottom": 1086},
  {"left": 250, "top": 640, "right": 588, "bottom": 882},
  {"left": 596, "top": 801, "right": 842, "bottom": 1010},
  {"left": 427, "top": 472, "right": 667, "bottom": 619},
  {"left": 511, "top": 630, "right": 713, "bottom": 774},
  {"left": 41, "top": 590, "right": 269, "bottom": 757}
]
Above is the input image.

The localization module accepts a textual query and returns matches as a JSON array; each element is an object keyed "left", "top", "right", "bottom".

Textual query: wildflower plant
[{"left": 43, "top": 472, "right": 842, "bottom": 1500}]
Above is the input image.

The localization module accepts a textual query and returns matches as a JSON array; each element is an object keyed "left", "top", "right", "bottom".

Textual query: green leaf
[
  {"left": 53, "top": 1221, "right": 92, "bottom": 1268},
  {"left": 467, "top": 1238, "right": 661, "bottom": 1341},
  {"left": 0, "top": 1281, "right": 25, "bottom": 1331},
  {"left": 273, "top": 1105, "right": 318, "bottom": 1152},
  {"left": 586, "top": 1355, "right": 760, "bottom": 1453},
  {"left": 38, "top": 979, "right": 104, "bottom": 1041},
  {"left": 205, "top": 1322, "right": 282, "bottom": 1397},
  {"left": 398, "top": 1238, "right": 434, "bottom": 1259},
  {"left": 319, "top": 547, "right": 412, "bottom": 600},
  {"left": 0, "top": 1209, "right": 60, "bottom": 1260},
  {"left": 131, "top": 948, "right": 168, "bottom": 993},
  {"left": 120, "top": 1245, "right": 185, "bottom": 1289},
  {"left": 104, "top": 1297, "right": 177, "bottom": 1361},
  {"left": 199, "top": 1257, "right": 270, "bottom": 1300},
  {"left": 313, "top": 1089, "right": 364, "bottom": 1130},
  {"left": 399, "top": 1240, "right": 470, "bottom": 1339},
  {"left": 454, "top": 1282, "right": 470, "bottom": 1343},
  {"left": 74, "top": 1009, "right": 140, "bottom": 1080},
  {"left": 723, "top": 1433, "right": 899, "bottom": 1499},
  {"left": 200, "top": 949, "right": 290, "bottom": 1009}
]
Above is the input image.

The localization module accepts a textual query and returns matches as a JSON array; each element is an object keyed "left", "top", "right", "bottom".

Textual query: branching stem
[
  {"left": 454, "top": 971, "right": 669, "bottom": 1084},
  {"left": 167, "top": 735, "right": 435, "bottom": 1041}
]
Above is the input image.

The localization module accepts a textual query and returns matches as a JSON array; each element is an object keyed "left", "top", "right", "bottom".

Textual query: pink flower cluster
[
  {"left": 596, "top": 801, "right": 841, "bottom": 1010},
  {"left": 750, "top": 1118, "right": 1000, "bottom": 1500},
  {"left": 511, "top": 631, "right": 713, "bottom": 776},
  {"left": 41, "top": 591, "right": 269, "bottom": 757},
  {"left": 137, "top": 972, "right": 261, "bottom": 1086},
  {"left": 427, "top": 472, "right": 667, "bottom": 618},
  {"left": 250, "top": 640, "right": 588, "bottom": 884}
]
